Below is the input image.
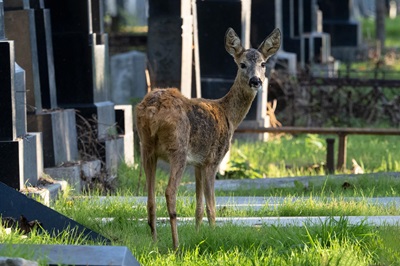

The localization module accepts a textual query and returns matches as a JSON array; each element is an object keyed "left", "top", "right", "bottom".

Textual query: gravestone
[
  {"left": 280, "top": 0, "right": 332, "bottom": 68},
  {"left": 0, "top": 1, "right": 43, "bottom": 189},
  {"left": 43, "top": 0, "right": 114, "bottom": 139},
  {"left": 318, "top": 0, "right": 361, "bottom": 61},
  {"left": 197, "top": 0, "right": 251, "bottom": 105},
  {"left": 197, "top": 0, "right": 271, "bottom": 141},
  {"left": 147, "top": 0, "right": 193, "bottom": 98},
  {"left": 318, "top": 0, "right": 361, "bottom": 47},
  {"left": 0, "top": 181, "right": 109, "bottom": 243},
  {"left": 43, "top": 0, "right": 130, "bottom": 173},
  {"left": 3, "top": 0, "right": 79, "bottom": 168},
  {"left": 250, "top": 0, "right": 297, "bottom": 75},
  {"left": 110, "top": 50, "right": 147, "bottom": 104}
]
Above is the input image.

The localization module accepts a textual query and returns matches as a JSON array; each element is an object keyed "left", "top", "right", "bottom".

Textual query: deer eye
[
  {"left": 261, "top": 62, "right": 266, "bottom": 68},
  {"left": 240, "top": 63, "right": 246, "bottom": 69}
]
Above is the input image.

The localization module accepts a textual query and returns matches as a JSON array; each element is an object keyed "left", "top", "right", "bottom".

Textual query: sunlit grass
[
  {"left": 362, "top": 16, "right": 400, "bottom": 48},
  {"left": 227, "top": 134, "right": 400, "bottom": 179},
  {"left": 3, "top": 129, "right": 400, "bottom": 265},
  {"left": 3, "top": 210, "right": 399, "bottom": 265},
  {"left": 3, "top": 183, "right": 400, "bottom": 265}
]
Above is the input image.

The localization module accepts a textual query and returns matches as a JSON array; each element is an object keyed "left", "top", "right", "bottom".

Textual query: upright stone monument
[
  {"left": 0, "top": 0, "right": 43, "bottom": 189},
  {"left": 110, "top": 50, "right": 147, "bottom": 104},
  {"left": 281, "top": 0, "right": 332, "bottom": 68},
  {"left": 147, "top": 0, "right": 194, "bottom": 98},
  {"left": 3, "top": 0, "right": 79, "bottom": 168},
  {"left": 251, "top": 0, "right": 298, "bottom": 76},
  {"left": 43, "top": 0, "right": 132, "bottom": 171},
  {"left": 317, "top": 0, "right": 361, "bottom": 61},
  {"left": 197, "top": 0, "right": 273, "bottom": 141}
]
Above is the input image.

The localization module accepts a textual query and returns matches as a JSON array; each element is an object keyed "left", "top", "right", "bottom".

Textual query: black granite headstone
[
  {"left": 4, "top": 2, "right": 43, "bottom": 113},
  {"left": 0, "top": 181, "right": 110, "bottom": 243},
  {"left": 318, "top": 0, "right": 351, "bottom": 21},
  {"left": 44, "top": 0, "right": 111, "bottom": 107},
  {"left": 43, "top": 0, "right": 127, "bottom": 172},
  {"left": 4, "top": 1, "right": 79, "bottom": 168},
  {"left": 317, "top": 0, "right": 361, "bottom": 47},
  {"left": 30, "top": 0, "right": 57, "bottom": 109},
  {"left": 197, "top": 0, "right": 258, "bottom": 119},
  {"left": 197, "top": 0, "right": 241, "bottom": 79},
  {"left": 0, "top": 41, "right": 14, "bottom": 140},
  {"left": 0, "top": 4, "right": 42, "bottom": 189},
  {"left": 250, "top": 0, "right": 276, "bottom": 48},
  {"left": 147, "top": 0, "right": 193, "bottom": 97},
  {"left": 280, "top": 0, "right": 331, "bottom": 66}
]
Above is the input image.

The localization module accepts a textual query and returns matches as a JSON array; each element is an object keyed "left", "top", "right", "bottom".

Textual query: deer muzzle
[{"left": 248, "top": 76, "right": 262, "bottom": 89}]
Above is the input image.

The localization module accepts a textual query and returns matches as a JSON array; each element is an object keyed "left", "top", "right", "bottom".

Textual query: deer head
[{"left": 225, "top": 28, "right": 281, "bottom": 91}]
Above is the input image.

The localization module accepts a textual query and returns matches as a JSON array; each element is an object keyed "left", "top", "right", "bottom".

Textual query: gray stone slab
[
  {"left": 105, "top": 137, "right": 124, "bottom": 175},
  {"left": 93, "top": 37, "right": 108, "bottom": 103},
  {"left": 95, "top": 101, "right": 116, "bottom": 139},
  {"left": 165, "top": 216, "right": 400, "bottom": 227},
  {"left": 22, "top": 180, "right": 67, "bottom": 206},
  {"left": 44, "top": 164, "right": 81, "bottom": 192},
  {"left": 61, "top": 109, "right": 79, "bottom": 162},
  {"left": 0, "top": 257, "right": 38, "bottom": 266},
  {"left": 15, "top": 63, "right": 27, "bottom": 137},
  {"left": 28, "top": 109, "right": 78, "bottom": 168},
  {"left": 48, "top": 109, "right": 77, "bottom": 165},
  {"left": 97, "top": 215, "right": 400, "bottom": 228},
  {"left": 110, "top": 51, "right": 147, "bottom": 104},
  {"left": 24, "top": 132, "right": 43, "bottom": 187},
  {"left": 184, "top": 172, "right": 400, "bottom": 192},
  {"left": 115, "top": 105, "right": 134, "bottom": 165},
  {"left": 0, "top": 244, "right": 140, "bottom": 266}
]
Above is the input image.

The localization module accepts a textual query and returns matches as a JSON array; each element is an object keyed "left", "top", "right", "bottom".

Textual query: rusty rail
[
  {"left": 299, "top": 77, "right": 400, "bottom": 87},
  {"left": 235, "top": 127, "right": 400, "bottom": 170}
]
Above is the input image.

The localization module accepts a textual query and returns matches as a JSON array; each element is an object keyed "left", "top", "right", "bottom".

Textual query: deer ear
[
  {"left": 257, "top": 28, "right": 281, "bottom": 59},
  {"left": 225, "top": 28, "right": 244, "bottom": 57}
]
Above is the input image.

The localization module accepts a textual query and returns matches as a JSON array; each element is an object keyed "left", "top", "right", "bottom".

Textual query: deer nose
[{"left": 249, "top": 77, "right": 262, "bottom": 88}]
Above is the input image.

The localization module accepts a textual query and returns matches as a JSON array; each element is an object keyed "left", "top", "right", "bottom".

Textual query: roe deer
[{"left": 135, "top": 27, "right": 281, "bottom": 249}]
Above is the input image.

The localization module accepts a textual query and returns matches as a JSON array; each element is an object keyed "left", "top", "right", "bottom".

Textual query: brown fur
[{"left": 136, "top": 27, "right": 281, "bottom": 249}]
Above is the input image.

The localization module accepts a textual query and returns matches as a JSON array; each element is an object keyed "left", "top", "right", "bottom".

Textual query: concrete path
[
  {"left": 155, "top": 215, "right": 400, "bottom": 227},
  {"left": 89, "top": 196, "right": 400, "bottom": 227},
  {"left": 185, "top": 172, "right": 400, "bottom": 191},
  {"left": 87, "top": 196, "right": 400, "bottom": 210}
]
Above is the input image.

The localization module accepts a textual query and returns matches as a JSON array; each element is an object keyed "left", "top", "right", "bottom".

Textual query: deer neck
[{"left": 219, "top": 77, "right": 258, "bottom": 129}]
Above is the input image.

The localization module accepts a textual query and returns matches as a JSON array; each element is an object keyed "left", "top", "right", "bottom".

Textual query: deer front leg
[
  {"left": 195, "top": 166, "right": 204, "bottom": 230},
  {"left": 165, "top": 159, "right": 186, "bottom": 250},
  {"left": 203, "top": 165, "right": 218, "bottom": 227}
]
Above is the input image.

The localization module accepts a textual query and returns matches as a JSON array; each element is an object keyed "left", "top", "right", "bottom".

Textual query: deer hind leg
[
  {"left": 165, "top": 155, "right": 187, "bottom": 250},
  {"left": 141, "top": 146, "right": 158, "bottom": 242},
  {"left": 195, "top": 166, "right": 204, "bottom": 230},
  {"left": 203, "top": 165, "right": 218, "bottom": 227}
]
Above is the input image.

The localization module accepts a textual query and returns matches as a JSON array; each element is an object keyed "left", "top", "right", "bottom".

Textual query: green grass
[
  {"left": 3, "top": 210, "right": 400, "bottom": 265},
  {"left": 362, "top": 16, "right": 400, "bottom": 48},
  {"left": 226, "top": 134, "right": 400, "bottom": 179},
  {"left": 2, "top": 181, "right": 400, "bottom": 264},
  {"left": 2, "top": 134, "right": 400, "bottom": 264},
  {"left": 113, "top": 134, "right": 400, "bottom": 197}
]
